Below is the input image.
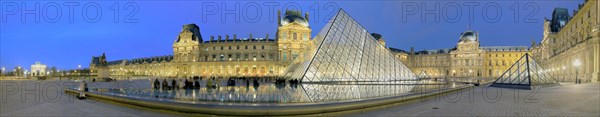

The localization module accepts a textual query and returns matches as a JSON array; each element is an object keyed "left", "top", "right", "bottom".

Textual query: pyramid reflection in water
[
  {"left": 489, "top": 53, "right": 559, "bottom": 90},
  {"left": 417, "top": 70, "right": 431, "bottom": 79},
  {"left": 283, "top": 9, "right": 418, "bottom": 82}
]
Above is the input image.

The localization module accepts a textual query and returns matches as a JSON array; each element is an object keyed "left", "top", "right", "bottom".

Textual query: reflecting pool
[{"left": 78, "top": 79, "right": 463, "bottom": 104}]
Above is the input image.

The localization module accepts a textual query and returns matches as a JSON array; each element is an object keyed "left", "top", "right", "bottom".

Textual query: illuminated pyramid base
[{"left": 489, "top": 53, "right": 559, "bottom": 90}]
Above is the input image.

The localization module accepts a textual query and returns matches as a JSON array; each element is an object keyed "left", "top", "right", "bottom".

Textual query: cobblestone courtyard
[
  {"left": 343, "top": 83, "right": 600, "bottom": 116},
  {"left": 1, "top": 79, "right": 598, "bottom": 116}
]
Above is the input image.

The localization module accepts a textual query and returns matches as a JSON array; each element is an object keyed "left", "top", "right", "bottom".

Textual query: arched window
[
  {"left": 282, "top": 32, "right": 287, "bottom": 40},
  {"left": 303, "top": 33, "right": 308, "bottom": 40},
  {"left": 292, "top": 52, "right": 298, "bottom": 60},
  {"left": 293, "top": 33, "right": 297, "bottom": 40}
]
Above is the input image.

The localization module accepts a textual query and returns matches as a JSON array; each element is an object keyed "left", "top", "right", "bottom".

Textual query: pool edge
[{"left": 64, "top": 85, "right": 473, "bottom": 116}]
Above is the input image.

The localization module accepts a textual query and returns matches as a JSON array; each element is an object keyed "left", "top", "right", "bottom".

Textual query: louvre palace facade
[
  {"left": 89, "top": 0, "right": 599, "bottom": 82},
  {"left": 388, "top": 30, "right": 530, "bottom": 79},
  {"left": 91, "top": 10, "right": 312, "bottom": 78},
  {"left": 531, "top": 0, "right": 599, "bottom": 83}
]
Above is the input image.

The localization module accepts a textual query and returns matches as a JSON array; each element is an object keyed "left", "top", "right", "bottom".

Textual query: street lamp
[
  {"left": 573, "top": 59, "right": 581, "bottom": 84},
  {"left": 469, "top": 70, "right": 473, "bottom": 78}
]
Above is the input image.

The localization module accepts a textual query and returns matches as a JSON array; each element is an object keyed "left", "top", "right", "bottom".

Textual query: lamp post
[
  {"left": 562, "top": 66, "right": 566, "bottom": 81},
  {"left": 78, "top": 65, "right": 82, "bottom": 76},
  {"left": 573, "top": 59, "right": 581, "bottom": 84},
  {"left": 469, "top": 70, "right": 473, "bottom": 78}
]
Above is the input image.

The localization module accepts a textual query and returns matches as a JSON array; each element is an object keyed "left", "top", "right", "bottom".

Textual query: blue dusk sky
[{"left": 0, "top": 0, "right": 582, "bottom": 70}]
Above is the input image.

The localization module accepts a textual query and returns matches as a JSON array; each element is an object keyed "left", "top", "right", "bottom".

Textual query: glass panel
[
  {"left": 282, "top": 10, "right": 417, "bottom": 82},
  {"left": 491, "top": 54, "right": 558, "bottom": 89}
]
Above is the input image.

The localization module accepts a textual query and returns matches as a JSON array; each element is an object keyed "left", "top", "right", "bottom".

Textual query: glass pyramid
[
  {"left": 283, "top": 9, "right": 418, "bottom": 82},
  {"left": 489, "top": 53, "right": 559, "bottom": 90}
]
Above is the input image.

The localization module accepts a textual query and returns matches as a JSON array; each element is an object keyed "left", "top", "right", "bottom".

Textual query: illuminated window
[
  {"left": 292, "top": 52, "right": 298, "bottom": 59},
  {"left": 282, "top": 32, "right": 287, "bottom": 39},
  {"left": 303, "top": 33, "right": 308, "bottom": 40}
]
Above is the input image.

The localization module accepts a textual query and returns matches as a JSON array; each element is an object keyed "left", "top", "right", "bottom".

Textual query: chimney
[
  {"left": 277, "top": 10, "right": 281, "bottom": 25},
  {"left": 476, "top": 32, "right": 479, "bottom": 41},
  {"left": 249, "top": 33, "right": 253, "bottom": 40},
  {"left": 265, "top": 33, "right": 269, "bottom": 41},
  {"left": 305, "top": 12, "right": 309, "bottom": 22},
  {"left": 233, "top": 34, "right": 237, "bottom": 41},
  {"left": 210, "top": 36, "right": 214, "bottom": 42}
]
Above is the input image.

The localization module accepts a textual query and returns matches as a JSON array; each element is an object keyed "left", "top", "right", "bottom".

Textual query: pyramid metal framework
[
  {"left": 489, "top": 53, "right": 559, "bottom": 90},
  {"left": 283, "top": 9, "right": 418, "bottom": 82}
]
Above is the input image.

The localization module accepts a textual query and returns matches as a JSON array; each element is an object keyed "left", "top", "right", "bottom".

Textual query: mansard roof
[
  {"left": 281, "top": 10, "right": 308, "bottom": 27},
  {"left": 175, "top": 24, "right": 203, "bottom": 43},
  {"left": 388, "top": 47, "right": 408, "bottom": 53},
  {"left": 415, "top": 48, "right": 456, "bottom": 55},
  {"left": 481, "top": 46, "right": 529, "bottom": 52},
  {"left": 204, "top": 38, "right": 277, "bottom": 43},
  {"left": 107, "top": 60, "right": 125, "bottom": 66},
  {"left": 91, "top": 57, "right": 100, "bottom": 65},
  {"left": 124, "top": 55, "right": 174, "bottom": 65}
]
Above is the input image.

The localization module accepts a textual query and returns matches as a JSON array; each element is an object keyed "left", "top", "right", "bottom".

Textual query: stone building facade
[
  {"left": 88, "top": 1, "right": 598, "bottom": 81},
  {"left": 531, "top": 0, "right": 600, "bottom": 82},
  {"left": 389, "top": 29, "right": 530, "bottom": 79},
  {"left": 30, "top": 62, "right": 47, "bottom": 76},
  {"left": 90, "top": 10, "right": 311, "bottom": 78}
]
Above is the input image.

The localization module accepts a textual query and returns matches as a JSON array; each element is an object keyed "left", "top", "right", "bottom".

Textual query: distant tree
[
  {"left": 14, "top": 66, "right": 23, "bottom": 76},
  {"left": 51, "top": 66, "right": 57, "bottom": 76}
]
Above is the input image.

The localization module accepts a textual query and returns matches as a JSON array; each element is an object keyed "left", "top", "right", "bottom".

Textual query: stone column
[
  {"left": 589, "top": 24, "right": 599, "bottom": 82},
  {"left": 586, "top": 48, "right": 591, "bottom": 82},
  {"left": 595, "top": 42, "right": 600, "bottom": 82}
]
